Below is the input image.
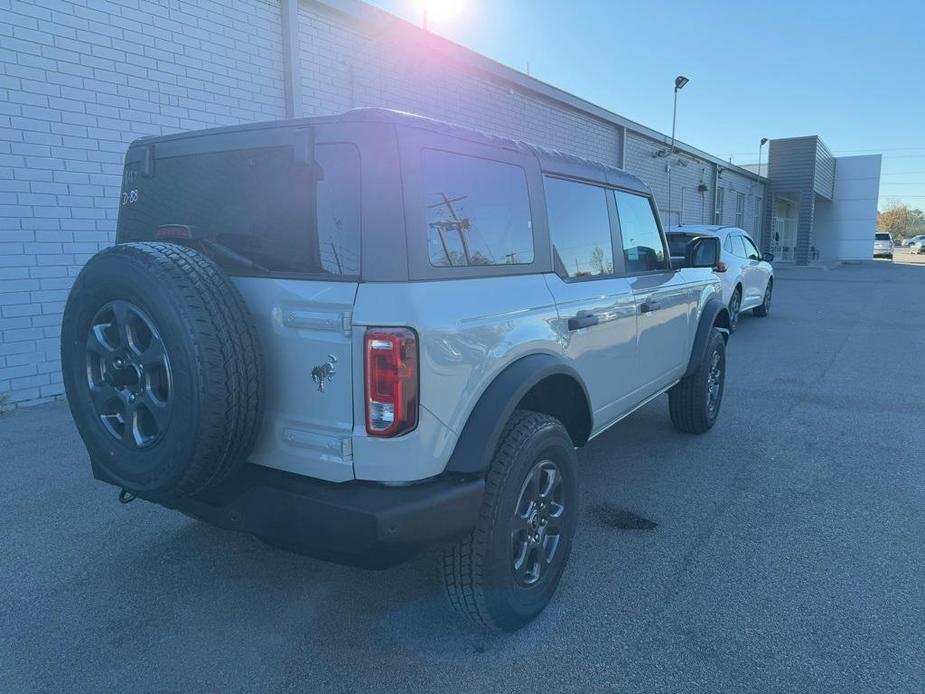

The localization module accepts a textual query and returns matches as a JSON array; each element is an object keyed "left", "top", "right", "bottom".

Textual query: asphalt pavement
[{"left": 1, "top": 261, "right": 923, "bottom": 693}]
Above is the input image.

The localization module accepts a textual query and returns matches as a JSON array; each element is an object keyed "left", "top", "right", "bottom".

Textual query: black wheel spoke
[
  {"left": 139, "top": 337, "right": 166, "bottom": 370},
  {"left": 111, "top": 300, "right": 134, "bottom": 351},
  {"left": 122, "top": 399, "right": 141, "bottom": 445},
  {"left": 89, "top": 382, "right": 119, "bottom": 410},
  {"left": 528, "top": 464, "right": 542, "bottom": 502},
  {"left": 140, "top": 391, "right": 169, "bottom": 431},
  {"left": 536, "top": 538, "right": 550, "bottom": 573},
  {"left": 86, "top": 324, "right": 117, "bottom": 357},
  {"left": 545, "top": 506, "right": 564, "bottom": 533},
  {"left": 513, "top": 538, "right": 530, "bottom": 574},
  {"left": 538, "top": 465, "right": 556, "bottom": 501}
]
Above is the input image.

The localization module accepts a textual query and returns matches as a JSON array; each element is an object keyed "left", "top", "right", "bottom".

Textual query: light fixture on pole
[
  {"left": 669, "top": 75, "right": 688, "bottom": 156},
  {"left": 757, "top": 137, "right": 768, "bottom": 179},
  {"left": 666, "top": 75, "right": 689, "bottom": 227}
]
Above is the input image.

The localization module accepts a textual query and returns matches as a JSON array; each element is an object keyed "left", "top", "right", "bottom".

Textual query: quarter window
[
  {"left": 544, "top": 177, "right": 615, "bottom": 279},
  {"left": 730, "top": 235, "right": 748, "bottom": 258},
  {"left": 742, "top": 235, "right": 761, "bottom": 260},
  {"left": 614, "top": 190, "right": 668, "bottom": 273},
  {"left": 422, "top": 150, "right": 534, "bottom": 267}
]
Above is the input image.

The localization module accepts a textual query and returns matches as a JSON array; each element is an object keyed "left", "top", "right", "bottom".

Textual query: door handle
[
  {"left": 567, "top": 313, "right": 599, "bottom": 331},
  {"left": 640, "top": 300, "right": 661, "bottom": 314}
]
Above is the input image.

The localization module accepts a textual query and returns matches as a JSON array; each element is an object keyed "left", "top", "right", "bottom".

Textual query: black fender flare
[
  {"left": 685, "top": 296, "right": 729, "bottom": 378},
  {"left": 443, "top": 354, "right": 591, "bottom": 475}
]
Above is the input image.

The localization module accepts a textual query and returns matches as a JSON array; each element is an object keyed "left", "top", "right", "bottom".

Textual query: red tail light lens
[
  {"left": 714, "top": 261, "right": 727, "bottom": 272},
  {"left": 365, "top": 328, "right": 418, "bottom": 437}
]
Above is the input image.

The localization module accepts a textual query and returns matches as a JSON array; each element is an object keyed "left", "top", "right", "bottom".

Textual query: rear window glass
[
  {"left": 422, "top": 149, "right": 534, "bottom": 267},
  {"left": 117, "top": 142, "right": 361, "bottom": 278},
  {"left": 875, "top": 233, "right": 891, "bottom": 241}
]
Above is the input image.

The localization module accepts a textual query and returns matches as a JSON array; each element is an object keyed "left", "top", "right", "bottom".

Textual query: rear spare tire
[{"left": 61, "top": 242, "right": 264, "bottom": 500}]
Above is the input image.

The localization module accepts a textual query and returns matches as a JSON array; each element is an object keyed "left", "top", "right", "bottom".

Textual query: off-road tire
[
  {"left": 61, "top": 242, "right": 264, "bottom": 500},
  {"left": 669, "top": 328, "right": 726, "bottom": 434},
  {"left": 752, "top": 278, "right": 772, "bottom": 317},
  {"left": 442, "top": 410, "right": 577, "bottom": 632}
]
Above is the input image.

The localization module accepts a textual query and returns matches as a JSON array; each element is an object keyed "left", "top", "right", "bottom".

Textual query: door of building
[{"left": 772, "top": 197, "right": 798, "bottom": 262}]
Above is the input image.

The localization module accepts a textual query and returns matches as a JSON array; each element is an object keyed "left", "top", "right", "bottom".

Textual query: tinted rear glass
[
  {"left": 875, "top": 233, "right": 891, "bottom": 241},
  {"left": 422, "top": 149, "right": 534, "bottom": 267},
  {"left": 117, "top": 142, "right": 361, "bottom": 278}
]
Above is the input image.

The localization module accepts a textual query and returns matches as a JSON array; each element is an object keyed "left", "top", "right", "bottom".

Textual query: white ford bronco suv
[{"left": 61, "top": 109, "right": 730, "bottom": 631}]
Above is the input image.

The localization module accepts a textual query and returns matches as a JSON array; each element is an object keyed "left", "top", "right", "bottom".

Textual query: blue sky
[{"left": 367, "top": 0, "right": 925, "bottom": 210}]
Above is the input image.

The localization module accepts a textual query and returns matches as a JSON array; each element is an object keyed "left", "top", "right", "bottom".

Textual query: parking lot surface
[{"left": 2, "top": 261, "right": 923, "bottom": 693}]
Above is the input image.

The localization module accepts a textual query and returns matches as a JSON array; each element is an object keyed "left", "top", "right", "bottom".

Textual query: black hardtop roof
[{"left": 131, "top": 108, "right": 651, "bottom": 195}]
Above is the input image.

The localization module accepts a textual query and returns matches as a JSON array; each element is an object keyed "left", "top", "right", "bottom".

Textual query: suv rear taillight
[{"left": 364, "top": 328, "right": 418, "bottom": 437}]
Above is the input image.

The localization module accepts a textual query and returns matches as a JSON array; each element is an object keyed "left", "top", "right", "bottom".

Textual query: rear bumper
[{"left": 165, "top": 464, "right": 485, "bottom": 568}]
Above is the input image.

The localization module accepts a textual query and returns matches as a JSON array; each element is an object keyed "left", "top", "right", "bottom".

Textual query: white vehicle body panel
[
  {"left": 233, "top": 276, "right": 358, "bottom": 482},
  {"left": 348, "top": 271, "right": 720, "bottom": 482},
  {"left": 669, "top": 225, "right": 773, "bottom": 312}
]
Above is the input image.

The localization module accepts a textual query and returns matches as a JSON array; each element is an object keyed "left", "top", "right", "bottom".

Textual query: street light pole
[
  {"left": 757, "top": 137, "right": 768, "bottom": 179},
  {"left": 667, "top": 75, "right": 688, "bottom": 227}
]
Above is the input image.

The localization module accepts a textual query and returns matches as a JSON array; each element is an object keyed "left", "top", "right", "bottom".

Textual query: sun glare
[{"left": 422, "top": 0, "right": 464, "bottom": 24}]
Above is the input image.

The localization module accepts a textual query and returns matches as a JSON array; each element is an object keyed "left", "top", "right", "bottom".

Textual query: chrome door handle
[
  {"left": 568, "top": 313, "right": 599, "bottom": 330},
  {"left": 640, "top": 301, "right": 661, "bottom": 314}
]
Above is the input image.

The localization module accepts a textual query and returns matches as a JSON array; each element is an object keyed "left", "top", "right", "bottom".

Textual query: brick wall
[
  {"left": 625, "top": 132, "right": 716, "bottom": 227},
  {"left": 0, "top": 0, "right": 285, "bottom": 405},
  {"left": 0, "top": 0, "right": 764, "bottom": 406},
  {"left": 296, "top": 4, "right": 623, "bottom": 166}
]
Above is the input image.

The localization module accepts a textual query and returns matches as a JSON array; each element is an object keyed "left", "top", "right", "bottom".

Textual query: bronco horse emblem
[{"left": 311, "top": 354, "right": 337, "bottom": 392}]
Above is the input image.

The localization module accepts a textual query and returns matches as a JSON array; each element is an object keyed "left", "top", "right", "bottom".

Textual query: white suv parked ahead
[
  {"left": 669, "top": 225, "right": 774, "bottom": 332},
  {"left": 873, "top": 232, "right": 894, "bottom": 259}
]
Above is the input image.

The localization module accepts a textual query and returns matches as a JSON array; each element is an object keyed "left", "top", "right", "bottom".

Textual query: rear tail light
[
  {"left": 714, "top": 261, "right": 727, "bottom": 272},
  {"left": 365, "top": 328, "right": 418, "bottom": 437}
]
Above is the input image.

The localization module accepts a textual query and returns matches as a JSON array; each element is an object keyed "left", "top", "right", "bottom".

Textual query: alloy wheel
[
  {"left": 85, "top": 300, "right": 172, "bottom": 448},
  {"left": 511, "top": 459, "right": 565, "bottom": 587},
  {"left": 729, "top": 291, "right": 740, "bottom": 329}
]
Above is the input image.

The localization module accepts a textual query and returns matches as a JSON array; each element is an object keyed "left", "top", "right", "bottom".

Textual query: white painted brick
[{"left": 0, "top": 0, "right": 761, "bottom": 408}]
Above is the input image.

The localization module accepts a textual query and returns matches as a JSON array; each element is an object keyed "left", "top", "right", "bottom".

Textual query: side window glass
[
  {"left": 730, "top": 235, "right": 748, "bottom": 258},
  {"left": 613, "top": 190, "right": 668, "bottom": 273},
  {"left": 544, "top": 176, "right": 614, "bottom": 279},
  {"left": 723, "top": 236, "right": 733, "bottom": 254},
  {"left": 423, "top": 149, "right": 534, "bottom": 267},
  {"left": 742, "top": 236, "right": 761, "bottom": 260}
]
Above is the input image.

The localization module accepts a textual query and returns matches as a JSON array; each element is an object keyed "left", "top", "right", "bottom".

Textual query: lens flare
[{"left": 422, "top": 0, "right": 464, "bottom": 24}]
